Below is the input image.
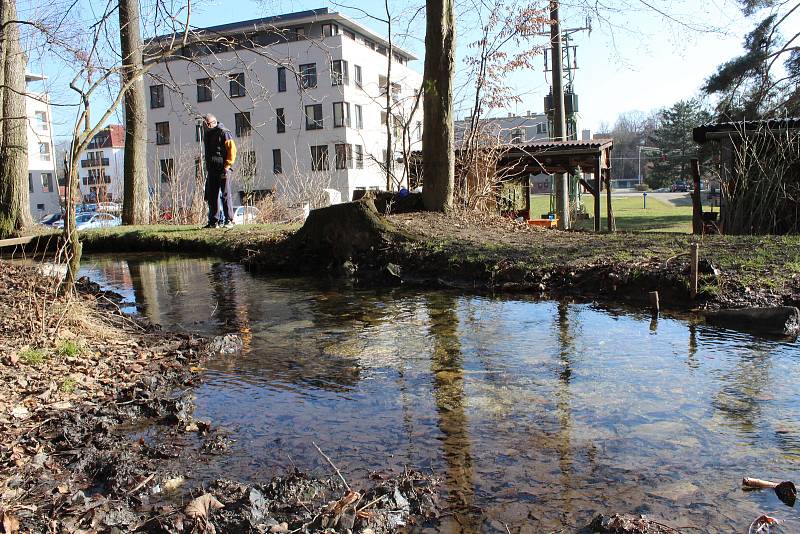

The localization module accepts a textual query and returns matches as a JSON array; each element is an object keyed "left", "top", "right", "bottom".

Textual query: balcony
[{"left": 81, "top": 158, "right": 109, "bottom": 168}]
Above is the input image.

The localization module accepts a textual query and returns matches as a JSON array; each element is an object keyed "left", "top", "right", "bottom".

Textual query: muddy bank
[
  {"left": 17, "top": 203, "right": 800, "bottom": 313},
  {"left": 0, "top": 261, "right": 441, "bottom": 533}
]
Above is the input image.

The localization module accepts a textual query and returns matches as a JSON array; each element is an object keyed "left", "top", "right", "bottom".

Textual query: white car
[
  {"left": 53, "top": 212, "right": 122, "bottom": 230},
  {"left": 232, "top": 205, "right": 261, "bottom": 225}
]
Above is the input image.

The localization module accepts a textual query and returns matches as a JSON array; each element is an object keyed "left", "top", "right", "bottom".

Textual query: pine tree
[{"left": 647, "top": 100, "right": 711, "bottom": 189}]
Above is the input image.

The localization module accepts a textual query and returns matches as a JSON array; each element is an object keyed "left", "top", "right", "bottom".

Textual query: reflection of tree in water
[
  {"left": 128, "top": 260, "right": 163, "bottom": 325},
  {"left": 712, "top": 336, "right": 774, "bottom": 435},
  {"left": 425, "top": 294, "right": 478, "bottom": 531}
]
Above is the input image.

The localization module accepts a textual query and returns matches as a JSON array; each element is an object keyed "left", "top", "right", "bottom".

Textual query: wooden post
[
  {"left": 605, "top": 169, "right": 616, "bottom": 232},
  {"left": 594, "top": 155, "right": 601, "bottom": 232},
  {"left": 690, "top": 243, "right": 699, "bottom": 298},
  {"left": 648, "top": 291, "right": 660, "bottom": 314},
  {"left": 690, "top": 158, "right": 703, "bottom": 235}
]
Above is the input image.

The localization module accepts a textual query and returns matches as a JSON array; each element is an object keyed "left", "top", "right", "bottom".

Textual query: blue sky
[{"left": 23, "top": 0, "right": 764, "bottom": 141}]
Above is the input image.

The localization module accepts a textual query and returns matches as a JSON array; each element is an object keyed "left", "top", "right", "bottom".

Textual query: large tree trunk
[
  {"left": 0, "top": 0, "right": 32, "bottom": 238},
  {"left": 421, "top": 0, "right": 455, "bottom": 212},
  {"left": 119, "top": 0, "right": 149, "bottom": 224}
]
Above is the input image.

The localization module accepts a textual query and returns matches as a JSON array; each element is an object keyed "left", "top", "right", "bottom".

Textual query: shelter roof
[{"left": 693, "top": 118, "right": 800, "bottom": 143}]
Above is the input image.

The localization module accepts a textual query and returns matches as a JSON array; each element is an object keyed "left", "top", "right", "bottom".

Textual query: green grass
[
  {"left": 60, "top": 377, "right": 77, "bottom": 393},
  {"left": 529, "top": 194, "right": 695, "bottom": 233},
  {"left": 19, "top": 348, "right": 47, "bottom": 365},
  {"left": 57, "top": 339, "right": 82, "bottom": 358}
]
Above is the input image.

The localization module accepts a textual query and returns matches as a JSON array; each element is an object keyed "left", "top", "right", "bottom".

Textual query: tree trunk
[
  {"left": 119, "top": 0, "right": 149, "bottom": 224},
  {"left": 422, "top": 0, "right": 455, "bottom": 212},
  {"left": 0, "top": 0, "right": 32, "bottom": 238}
]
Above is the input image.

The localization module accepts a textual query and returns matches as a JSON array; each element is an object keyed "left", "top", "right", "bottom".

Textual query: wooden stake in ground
[
  {"left": 690, "top": 158, "right": 703, "bottom": 235},
  {"left": 690, "top": 243, "right": 699, "bottom": 298},
  {"left": 648, "top": 291, "right": 660, "bottom": 314}
]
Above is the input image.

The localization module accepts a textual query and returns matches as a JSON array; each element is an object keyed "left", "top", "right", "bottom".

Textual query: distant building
[
  {"left": 144, "top": 7, "right": 423, "bottom": 205},
  {"left": 77, "top": 124, "right": 125, "bottom": 203},
  {"left": 25, "top": 74, "right": 60, "bottom": 217}
]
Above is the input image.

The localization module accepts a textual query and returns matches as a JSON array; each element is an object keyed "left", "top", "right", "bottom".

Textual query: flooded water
[{"left": 79, "top": 254, "right": 800, "bottom": 533}]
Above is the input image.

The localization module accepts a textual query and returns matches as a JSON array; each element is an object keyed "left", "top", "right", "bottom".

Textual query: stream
[{"left": 79, "top": 253, "right": 800, "bottom": 533}]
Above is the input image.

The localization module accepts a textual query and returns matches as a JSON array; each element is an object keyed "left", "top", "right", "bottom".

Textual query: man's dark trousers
[{"left": 205, "top": 169, "right": 235, "bottom": 225}]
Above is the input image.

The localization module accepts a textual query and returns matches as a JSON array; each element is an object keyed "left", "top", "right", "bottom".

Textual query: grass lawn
[{"left": 530, "top": 194, "right": 695, "bottom": 233}]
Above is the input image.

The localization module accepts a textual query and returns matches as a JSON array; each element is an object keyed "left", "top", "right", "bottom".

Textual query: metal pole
[
  {"left": 550, "top": 0, "right": 569, "bottom": 230},
  {"left": 638, "top": 145, "right": 642, "bottom": 185}
]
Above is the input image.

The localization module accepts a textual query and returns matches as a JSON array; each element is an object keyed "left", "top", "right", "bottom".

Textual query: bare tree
[
  {"left": 0, "top": 0, "right": 32, "bottom": 238},
  {"left": 119, "top": 0, "right": 149, "bottom": 224},
  {"left": 422, "top": 0, "right": 456, "bottom": 212}
]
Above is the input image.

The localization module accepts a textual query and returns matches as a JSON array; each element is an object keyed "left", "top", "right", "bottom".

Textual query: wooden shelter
[{"left": 496, "top": 139, "right": 615, "bottom": 231}]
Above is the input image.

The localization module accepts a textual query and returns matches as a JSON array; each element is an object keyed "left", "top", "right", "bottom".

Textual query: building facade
[
  {"left": 78, "top": 124, "right": 125, "bottom": 203},
  {"left": 26, "top": 74, "right": 60, "bottom": 218},
  {"left": 145, "top": 8, "right": 423, "bottom": 206}
]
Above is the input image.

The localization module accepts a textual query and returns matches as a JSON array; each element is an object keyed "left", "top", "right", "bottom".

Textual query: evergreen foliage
[{"left": 648, "top": 100, "right": 711, "bottom": 189}]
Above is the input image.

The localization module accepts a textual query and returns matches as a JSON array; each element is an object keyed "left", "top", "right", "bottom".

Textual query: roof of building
[
  {"left": 149, "top": 7, "right": 418, "bottom": 60},
  {"left": 507, "top": 139, "right": 614, "bottom": 151},
  {"left": 89, "top": 124, "right": 125, "bottom": 148},
  {"left": 693, "top": 117, "right": 800, "bottom": 143}
]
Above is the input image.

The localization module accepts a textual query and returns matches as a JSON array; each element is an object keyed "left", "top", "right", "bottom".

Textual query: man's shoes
[
  {"left": 202, "top": 222, "right": 218, "bottom": 229},
  {"left": 222, "top": 221, "right": 235, "bottom": 229}
]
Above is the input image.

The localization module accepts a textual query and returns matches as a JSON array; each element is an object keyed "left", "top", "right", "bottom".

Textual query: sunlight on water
[{"left": 80, "top": 254, "right": 800, "bottom": 533}]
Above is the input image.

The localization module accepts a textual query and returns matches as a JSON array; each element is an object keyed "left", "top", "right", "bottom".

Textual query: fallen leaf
[
  {"left": 775, "top": 480, "right": 796, "bottom": 507},
  {"left": 1, "top": 510, "right": 20, "bottom": 533},
  {"left": 163, "top": 476, "right": 184, "bottom": 492},
  {"left": 185, "top": 493, "right": 223, "bottom": 519},
  {"left": 749, "top": 514, "right": 780, "bottom": 533},
  {"left": 11, "top": 406, "right": 29, "bottom": 419}
]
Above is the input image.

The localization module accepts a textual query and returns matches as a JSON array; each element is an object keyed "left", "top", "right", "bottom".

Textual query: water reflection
[
  {"left": 76, "top": 255, "right": 800, "bottom": 533},
  {"left": 426, "top": 294, "right": 477, "bottom": 530}
]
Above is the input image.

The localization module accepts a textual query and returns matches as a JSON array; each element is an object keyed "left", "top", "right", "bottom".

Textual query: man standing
[{"left": 202, "top": 113, "right": 237, "bottom": 228}]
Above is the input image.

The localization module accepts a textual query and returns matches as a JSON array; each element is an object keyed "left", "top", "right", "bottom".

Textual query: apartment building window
[
  {"left": 229, "top": 73, "right": 246, "bottom": 97},
  {"left": 536, "top": 122, "right": 548, "bottom": 134},
  {"left": 416, "top": 120, "right": 422, "bottom": 140},
  {"left": 197, "top": 78, "right": 212, "bottom": 102},
  {"left": 294, "top": 27, "right": 305, "bottom": 40},
  {"left": 28, "top": 173, "right": 33, "bottom": 192},
  {"left": 37, "top": 204, "right": 44, "bottom": 210},
  {"left": 240, "top": 151, "right": 257, "bottom": 178},
  {"left": 299, "top": 63, "right": 317, "bottom": 89},
  {"left": 276, "top": 108, "right": 286, "bottom": 133},
  {"left": 354, "top": 105, "right": 363, "bottom": 129},
  {"left": 511, "top": 129, "right": 523, "bottom": 143},
  {"left": 150, "top": 84, "right": 165, "bottom": 108},
  {"left": 35, "top": 111, "right": 48, "bottom": 130},
  {"left": 331, "top": 60, "right": 349, "bottom": 86},
  {"left": 333, "top": 102, "right": 350, "bottom": 128},
  {"left": 195, "top": 122, "right": 204, "bottom": 142},
  {"left": 379, "top": 75, "right": 388, "bottom": 95},
  {"left": 155, "top": 121, "right": 170, "bottom": 145},
  {"left": 354, "top": 65, "right": 362, "bottom": 88},
  {"left": 277, "top": 67, "right": 287, "bottom": 92},
  {"left": 272, "top": 149, "right": 282, "bottom": 174},
  {"left": 354, "top": 145, "right": 364, "bottom": 169},
  {"left": 322, "top": 23, "right": 339, "bottom": 37},
  {"left": 305, "top": 104, "right": 323, "bottom": 130},
  {"left": 310, "top": 145, "right": 328, "bottom": 171},
  {"left": 39, "top": 142, "right": 51, "bottom": 161},
  {"left": 234, "top": 112, "right": 252, "bottom": 137},
  {"left": 344, "top": 29, "right": 355, "bottom": 40},
  {"left": 40, "top": 173, "right": 54, "bottom": 193},
  {"left": 159, "top": 158, "right": 174, "bottom": 183},
  {"left": 335, "top": 143, "right": 353, "bottom": 170},
  {"left": 380, "top": 111, "right": 388, "bottom": 126}
]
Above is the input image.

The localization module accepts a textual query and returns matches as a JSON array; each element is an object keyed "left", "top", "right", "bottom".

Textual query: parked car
[
  {"left": 52, "top": 212, "right": 122, "bottom": 230},
  {"left": 97, "top": 202, "right": 122, "bottom": 214},
  {"left": 38, "top": 212, "right": 64, "bottom": 227},
  {"left": 233, "top": 205, "right": 261, "bottom": 225},
  {"left": 671, "top": 182, "right": 689, "bottom": 192}
]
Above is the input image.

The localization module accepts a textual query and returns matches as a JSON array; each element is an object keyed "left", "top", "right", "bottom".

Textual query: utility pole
[{"left": 549, "top": 0, "right": 569, "bottom": 230}]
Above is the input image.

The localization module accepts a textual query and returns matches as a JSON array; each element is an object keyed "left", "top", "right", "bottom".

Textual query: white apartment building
[
  {"left": 77, "top": 124, "right": 125, "bottom": 203},
  {"left": 26, "top": 74, "right": 60, "bottom": 217},
  {"left": 145, "top": 7, "right": 423, "bottom": 205}
]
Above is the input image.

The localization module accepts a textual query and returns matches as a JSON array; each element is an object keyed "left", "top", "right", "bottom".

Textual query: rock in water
[{"left": 704, "top": 306, "right": 800, "bottom": 336}]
